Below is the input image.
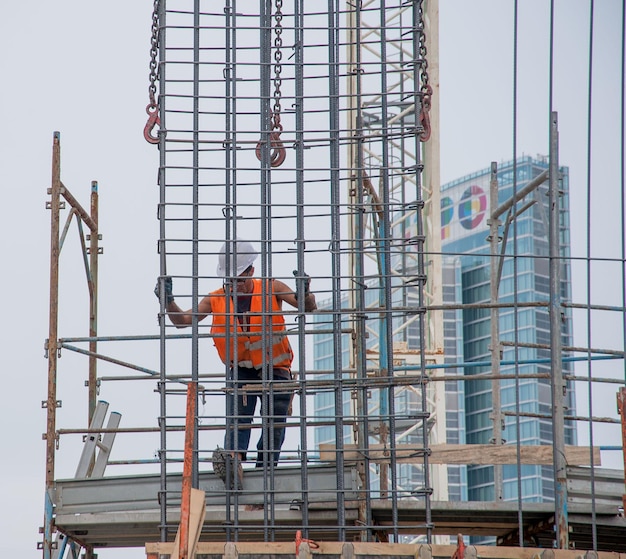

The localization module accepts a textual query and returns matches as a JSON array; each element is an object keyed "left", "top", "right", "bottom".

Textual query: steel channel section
[
  {"left": 54, "top": 465, "right": 359, "bottom": 515},
  {"left": 50, "top": 466, "right": 626, "bottom": 548}
]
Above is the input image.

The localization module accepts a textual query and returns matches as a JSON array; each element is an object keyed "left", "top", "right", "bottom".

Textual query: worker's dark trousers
[{"left": 224, "top": 366, "right": 292, "bottom": 467}]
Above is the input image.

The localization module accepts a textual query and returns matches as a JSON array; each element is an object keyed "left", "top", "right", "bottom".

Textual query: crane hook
[
  {"left": 256, "top": 112, "right": 286, "bottom": 167},
  {"left": 418, "top": 84, "right": 432, "bottom": 142},
  {"left": 255, "top": 131, "right": 286, "bottom": 167},
  {"left": 144, "top": 102, "right": 160, "bottom": 144}
]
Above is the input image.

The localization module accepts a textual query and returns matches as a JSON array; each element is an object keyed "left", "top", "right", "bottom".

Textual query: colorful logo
[
  {"left": 440, "top": 185, "right": 488, "bottom": 240},
  {"left": 458, "top": 185, "right": 487, "bottom": 230}
]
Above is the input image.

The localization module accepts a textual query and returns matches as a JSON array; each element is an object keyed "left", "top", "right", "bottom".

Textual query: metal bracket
[
  {"left": 46, "top": 201, "right": 66, "bottom": 210},
  {"left": 41, "top": 400, "right": 62, "bottom": 409}
]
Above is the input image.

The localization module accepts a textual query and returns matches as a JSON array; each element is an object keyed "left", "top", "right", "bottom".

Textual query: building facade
[
  {"left": 312, "top": 156, "right": 576, "bottom": 511},
  {"left": 441, "top": 156, "right": 577, "bottom": 504}
]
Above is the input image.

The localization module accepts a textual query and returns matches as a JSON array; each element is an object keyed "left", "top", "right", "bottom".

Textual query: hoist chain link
[
  {"left": 416, "top": 0, "right": 431, "bottom": 142},
  {"left": 272, "top": 0, "right": 283, "bottom": 131},
  {"left": 416, "top": 0, "right": 429, "bottom": 92},
  {"left": 255, "top": 0, "right": 286, "bottom": 166},
  {"left": 144, "top": 0, "right": 161, "bottom": 144},
  {"left": 148, "top": 0, "right": 160, "bottom": 105}
]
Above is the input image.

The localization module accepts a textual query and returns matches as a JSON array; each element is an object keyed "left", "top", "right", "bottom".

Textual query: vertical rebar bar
[
  {"left": 223, "top": 0, "right": 237, "bottom": 535},
  {"left": 157, "top": 0, "right": 168, "bottom": 543},
  {"left": 258, "top": 0, "right": 277, "bottom": 539},
  {"left": 328, "top": 0, "right": 346, "bottom": 539},
  {"left": 413, "top": 0, "right": 433, "bottom": 543},
  {"left": 346, "top": 0, "right": 373, "bottom": 540},
  {"left": 294, "top": 0, "right": 311, "bottom": 537},
  {"left": 191, "top": 0, "right": 201, "bottom": 490}
]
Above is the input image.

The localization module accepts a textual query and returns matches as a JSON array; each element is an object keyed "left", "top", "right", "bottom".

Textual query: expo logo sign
[{"left": 441, "top": 185, "right": 487, "bottom": 240}]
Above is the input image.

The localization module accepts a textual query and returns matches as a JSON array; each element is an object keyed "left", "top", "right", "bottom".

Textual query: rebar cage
[{"left": 154, "top": 0, "right": 433, "bottom": 544}]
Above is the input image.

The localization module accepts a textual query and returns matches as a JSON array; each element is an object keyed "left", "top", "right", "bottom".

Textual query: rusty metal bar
[
  {"left": 180, "top": 382, "right": 197, "bottom": 559},
  {"left": 43, "top": 131, "right": 62, "bottom": 559},
  {"left": 59, "top": 181, "right": 97, "bottom": 232},
  {"left": 618, "top": 388, "right": 626, "bottom": 513},
  {"left": 88, "top": 181, "right": 99, "bottom": 422}
]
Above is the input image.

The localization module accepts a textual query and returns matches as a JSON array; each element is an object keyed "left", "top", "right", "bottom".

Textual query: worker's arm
[
  {"left": 155, "top": 277, "right": 213, "bottom": 327},
  {"left": 273, "top": 278, "right": 317, "bottom": 312}
]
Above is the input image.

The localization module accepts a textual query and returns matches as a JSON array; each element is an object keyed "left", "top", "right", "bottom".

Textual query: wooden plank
[
  {"left": 318, "top": 443, "right": 601, "bottom": 465},
  {"left": 144, "top": 541, "right": 624, "bottom": 559},
  {"left": 188, "top": 488, "right": 206, "bottom": 556},
  {"left": 169, "top": 488, "right": 205, "bottom": 559}
]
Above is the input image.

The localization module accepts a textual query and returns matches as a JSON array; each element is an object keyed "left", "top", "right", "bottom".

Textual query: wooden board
[
  {"left": 168, "top": 488, "right": 206, "bottom": 559},
  {"left": 145, "top": 540, "right": 624, "bottom": 559},
  {"left": 318, "top": 443, "right": 601, "bottom": 466}
]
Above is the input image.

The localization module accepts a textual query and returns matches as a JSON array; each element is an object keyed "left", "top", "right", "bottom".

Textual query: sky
[{"left": 0, "top": 1, "right": 624, "bottom": 558}]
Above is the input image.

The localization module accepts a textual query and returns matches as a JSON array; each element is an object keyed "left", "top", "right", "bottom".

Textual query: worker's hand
[
  {"left": 293, "top": 270, "right": 315, "bottom": 311},
  {"left": 292, "top": 270, "right": 311, "bottom": 296},
  {"left": 154, "top": 276, "right": 175, "bottom": 305}
]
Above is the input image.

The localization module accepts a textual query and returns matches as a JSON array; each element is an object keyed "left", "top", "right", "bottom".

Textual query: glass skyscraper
[
  {"left": 441, "top": 156, "right": 576, "bottom": 504},
  {"left": 312, "top": 155, "right": 576, "bottom": 511}
]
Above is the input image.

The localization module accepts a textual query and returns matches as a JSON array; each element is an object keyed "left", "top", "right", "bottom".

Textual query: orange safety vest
[{"left": 210, "top": 279, "right": 293, "bottom": 370}]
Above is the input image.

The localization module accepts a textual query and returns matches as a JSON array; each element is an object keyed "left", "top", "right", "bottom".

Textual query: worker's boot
[{"left": 212, "top": 447, "right": 243, "bottom": 491}]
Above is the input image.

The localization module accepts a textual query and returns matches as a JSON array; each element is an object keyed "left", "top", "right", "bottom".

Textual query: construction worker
[{"left": 155, "top": 239, "right": 316, "bottom": 489}]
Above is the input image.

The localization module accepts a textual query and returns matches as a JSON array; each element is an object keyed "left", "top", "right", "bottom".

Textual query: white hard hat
[{"left": 216, "top": 239, "right": 258, "bottom": 277}]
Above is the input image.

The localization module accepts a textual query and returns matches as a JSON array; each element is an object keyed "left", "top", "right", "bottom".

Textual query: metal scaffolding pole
[{"left": 549, "top": 111, "right": 568, "bottom": 549}]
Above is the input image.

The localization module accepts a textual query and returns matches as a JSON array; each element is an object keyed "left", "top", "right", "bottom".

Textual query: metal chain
[
  {"left": 255, "top": 0, "right": 286, "bottom": 166},
  {"left": 144, "top": 0, "right": 161, "bottom": 144},
  {"left": 148, "top": 0, "right": 160, "bottom": 105},
  {"left": 416, "top": 0, "right": 429, "bottom": 93},
  {"left": 272, "top": 0, "right": 283, "bottom": 132},
  {"left": 416, "top": 0, "right": 431, "bottom": 142}
]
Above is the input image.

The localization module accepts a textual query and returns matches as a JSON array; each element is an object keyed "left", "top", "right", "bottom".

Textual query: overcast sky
[{"left": 1, "top": 1, "right": 624, "bottom": 558}]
